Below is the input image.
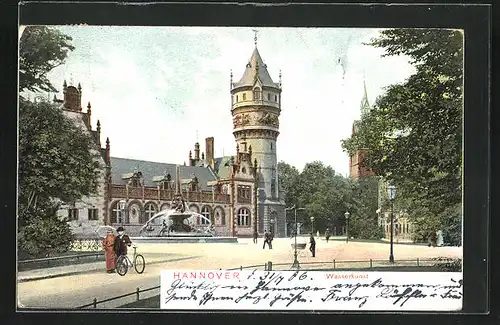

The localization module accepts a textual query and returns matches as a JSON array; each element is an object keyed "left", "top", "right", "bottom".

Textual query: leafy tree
[
  {"left": 18, "top": 99, "right": 101, "bottom": 257},
  {"left": 342, "top": 29, "right": 463, "bottom": 243},
  {"left": 18, "top": 99, "right": 101, "bottom": 225},
  {"left": 19, "top": 26, "right": 75, "bottom": 93},
  {"left": 278, "top": 161, "right": 354, "bottom": 235},
  {"left": 18, "top": 27, "right": 101, "bottom": 257},
  {"left": 277, "top": 161, "right": 300, "bottom": 208}
]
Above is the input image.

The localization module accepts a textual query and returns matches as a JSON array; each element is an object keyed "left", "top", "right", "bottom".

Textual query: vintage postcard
[{"left": 17, "top": 25, "right": 464, "bottom": 311}]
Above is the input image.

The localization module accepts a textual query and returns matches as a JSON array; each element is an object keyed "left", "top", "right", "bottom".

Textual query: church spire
[{"left": 360, "top": 78, "right": 370, "bottom": 116}]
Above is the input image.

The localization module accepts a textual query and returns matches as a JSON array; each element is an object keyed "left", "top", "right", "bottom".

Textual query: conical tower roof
[{"left": 232, "top": 47, "right": 280, "bottom": 89}]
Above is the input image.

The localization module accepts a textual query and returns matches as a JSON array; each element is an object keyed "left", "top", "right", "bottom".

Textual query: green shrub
[{"left": 18, "top": 214, "right": 74, "bottom": 259}]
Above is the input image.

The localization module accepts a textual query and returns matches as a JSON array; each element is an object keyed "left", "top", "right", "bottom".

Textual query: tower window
[
  {"left": 267, "top": 93, "right": 270, "bottom": 101},
  {"left": 274, "top": 95, "right": 277, "bottom": 102},
  {"left": 271, "top": 143, "right": 273, "bottom": 150},
  {"left": 236, "top": 95, "right": 238, "bottom": 102},
  {"left": 243, "top": 93, "right": 246, "bottom": 101},
  {"left": 253, "top": 89, "right": 261, "bottom": 100}
]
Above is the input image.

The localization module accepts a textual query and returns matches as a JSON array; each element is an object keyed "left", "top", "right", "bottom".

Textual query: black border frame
[{"left": 1, "top": 1, "right": 492, "bottom": 324}]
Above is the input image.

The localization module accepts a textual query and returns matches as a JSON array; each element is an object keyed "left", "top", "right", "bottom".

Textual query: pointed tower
[
  {"left": 230, "top": 33, "right": 285, "bottom": 236},
  {"left": 349, "top": 80, "right": 375, "bottom": 179},
  {"left": 360, "top": 79, "right": 370, "bottom": 117}
]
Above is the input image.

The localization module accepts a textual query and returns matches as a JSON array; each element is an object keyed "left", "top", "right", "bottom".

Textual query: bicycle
[{"left": 116, "top": 245, "right": 146, "bottom": 276}]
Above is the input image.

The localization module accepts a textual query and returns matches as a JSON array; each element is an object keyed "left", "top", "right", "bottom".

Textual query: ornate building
[{"left": 55, "top": 39, "right": 285, "bottom": 238}]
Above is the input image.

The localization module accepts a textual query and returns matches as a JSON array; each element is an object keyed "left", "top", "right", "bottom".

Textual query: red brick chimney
[{"left": 206, "top": 137, "right": 215, "bottom": 169}]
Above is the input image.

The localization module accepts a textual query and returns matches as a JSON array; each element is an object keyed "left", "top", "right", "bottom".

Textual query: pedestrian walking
[
  {"left": 428, "top": 230, "right": 437, "bottom": 247},
  {"left": 325, "top": 228, "right": 331, "bottom": 243},
  {"left": 269, "top": 231, "right": 274, "bottom": 249},
  {"left": 102, "top": 229, "right": 116, "bottom": 273},
  {"left": 263, "top": 230, "right": 270, "bottom": 249},
  {"left": 309, "top": 233, "right": 316, "bottom": 257},
  {"left": 253, "top": 230, "right": 258, "bottom": 244}
]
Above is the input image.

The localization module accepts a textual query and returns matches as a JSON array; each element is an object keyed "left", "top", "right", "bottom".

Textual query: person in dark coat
[
  {"left": 325, "top": 228, "right": 331, "bottom": 243},
  {"left": 252, "top": 230, "right": 258, "bottom": 244},
  {"left": 309, "top": 233, "right": 316, "bottom": 257},
  {"left": 114, "top": 226, "right": 132, "bottom": 258},
  {"left": 428, "top": 230, "right": 437, "bottom": 247},
  {"left": 263, "top": 230, "right": 270, "bottom": 249},
  {"left": 268, "top": 230, "right": 274, "bottom": 249}
]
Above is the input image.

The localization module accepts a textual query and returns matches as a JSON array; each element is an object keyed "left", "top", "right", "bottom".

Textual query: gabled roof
[
  {"left": 232, "top": 47, "right": 280, "bottom": 89},
  {"left": 110, "top": 157, "right": 217, "bottom": 190}
]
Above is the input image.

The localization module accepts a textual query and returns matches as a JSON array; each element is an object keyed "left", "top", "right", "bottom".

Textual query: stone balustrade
[{"left": 111, "top": 184, "right": 231, "bottom": 204}]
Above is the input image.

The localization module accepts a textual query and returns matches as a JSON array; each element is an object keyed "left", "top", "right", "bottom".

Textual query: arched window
[
  {"left": 237, "top": 208, "right": 250, "bottom": 226},
  {"left": 201, "top": 206, "right": 211, "bottom": 225},
  {"left": 253, "top": 88, "right": 261, "bottom": 100},
  {"left": 144, "top": 202, "right": 157, "bottom": 222},
  {"left": 215, "top": 207, "right": 225, "bottom": 225}
]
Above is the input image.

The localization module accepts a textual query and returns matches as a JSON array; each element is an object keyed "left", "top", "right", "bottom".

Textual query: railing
[
  {"left": 77, "top": 286, "right": 160, "bottom": 309},
  {"left": 75, "top": 257, "right": 461, "bottom": 308},
  {"left": 70, "top": 239, "right": 101, "bottom": 251},
  {"left": 111, "top": 185, "right": 231, "bottom": 204}
]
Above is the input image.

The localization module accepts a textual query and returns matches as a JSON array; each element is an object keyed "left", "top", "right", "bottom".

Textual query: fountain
[{"left": 131, "top": 165, "right": 237, "bottom": 244}]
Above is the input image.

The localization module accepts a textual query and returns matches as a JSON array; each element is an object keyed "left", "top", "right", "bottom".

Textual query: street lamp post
[
  {"left": 270, "top": 218, "right": 275, "bottom": 237},
  {"left": 387, "top": 184, "right": 397, "bottom": 263},
  {"left": 287, "top": 205, "right": 305, "bottom": 269},
  {"left": 344, "top": 211, "right": 350, "bottom": 243},
  {"left": 310, "top": 216, "right": 315, "bottom": 235}
]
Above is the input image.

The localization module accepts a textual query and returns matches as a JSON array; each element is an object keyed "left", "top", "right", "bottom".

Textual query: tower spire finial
[{"left": 252, "top": 29, "right": 258, "bottom": 47}]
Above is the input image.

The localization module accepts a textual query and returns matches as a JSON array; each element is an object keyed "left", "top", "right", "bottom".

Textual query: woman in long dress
[{"left": 102, "top": 230, "right": 117, "bottom": 273}]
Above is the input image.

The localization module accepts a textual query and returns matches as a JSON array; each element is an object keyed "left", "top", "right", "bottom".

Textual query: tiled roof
[
  {"left": 232, "top": 47, "right": 280, "bottom": 89},
  {"left": 213, "top": 156, "right": 233, "bottom": 180},
  {"left": 110, "top": 157, "right": 217, "bottom": 190}
]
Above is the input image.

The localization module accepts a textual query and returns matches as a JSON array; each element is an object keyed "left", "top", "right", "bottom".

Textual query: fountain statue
[{"left": 138, "top": 165, "right": 214, "bottom": 237}]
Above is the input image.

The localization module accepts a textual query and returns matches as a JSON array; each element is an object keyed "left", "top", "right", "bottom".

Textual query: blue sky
[{"left": 39, "top": 26, "right": 415, "bottom": 176}]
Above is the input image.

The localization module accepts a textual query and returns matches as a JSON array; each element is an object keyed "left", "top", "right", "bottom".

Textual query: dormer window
[{"left": 253, "top": 88, "right": 261, "bottom": 100}]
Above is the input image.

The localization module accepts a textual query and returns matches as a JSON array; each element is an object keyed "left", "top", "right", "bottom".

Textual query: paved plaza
[{"left": 17, "top": 237, "right": 462, "bottom": 309}]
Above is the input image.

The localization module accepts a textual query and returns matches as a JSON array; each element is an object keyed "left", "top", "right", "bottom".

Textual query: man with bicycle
[{"left": 114, "top": 226, "right": 133, "bottom": 266}]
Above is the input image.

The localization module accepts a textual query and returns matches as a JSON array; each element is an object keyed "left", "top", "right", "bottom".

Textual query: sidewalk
[{"left": 17, "top": 254, "right": 196, "bottom": 283}]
